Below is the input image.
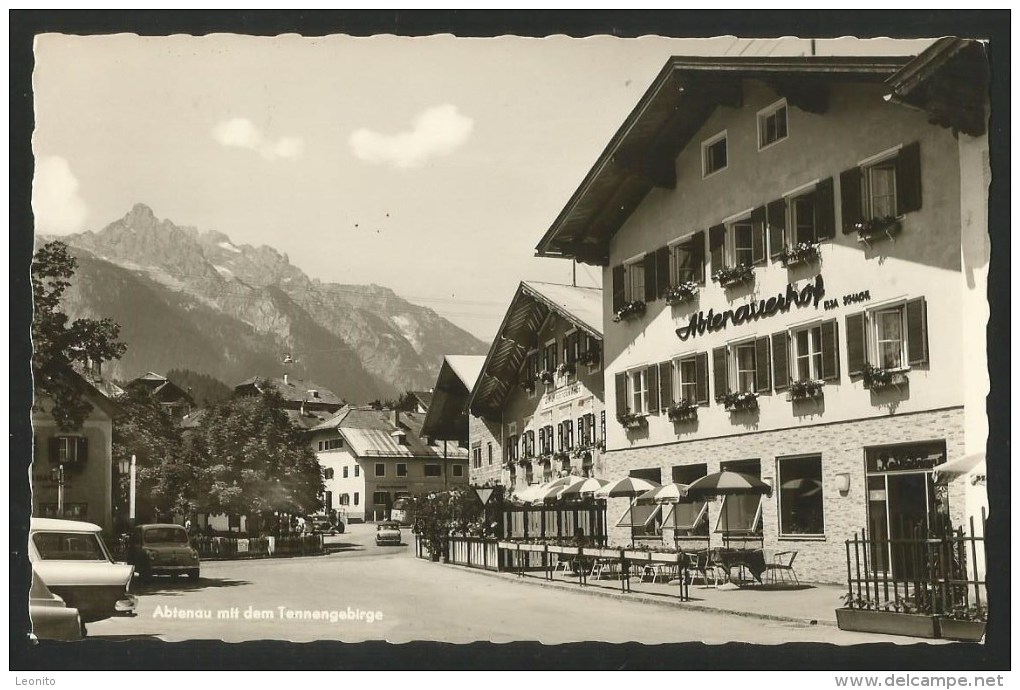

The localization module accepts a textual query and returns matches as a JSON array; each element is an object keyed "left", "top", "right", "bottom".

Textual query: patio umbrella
[
  {"left": 531, "top": 476, "right": 587, "bottom": 504},
  {"left": 637, "top": 482, "right": 691, "bottom": 504},
  {"left": 594, "top": 476, "right": 661, "bottom": 499},
  {"left": 780, "top": 477, "right": 822, "bottom": 497},
  {"left": 555, "top": 477, "right": 609, "bottom": 500},
  {"left": 685, "top": 471, "right": 772, "bottom": 548},
  {"left": 513, "top": 483, "right": 549, "bottom": 504},
  {"left": 932, "top": 452, "right": 985, "bottom": 485}
]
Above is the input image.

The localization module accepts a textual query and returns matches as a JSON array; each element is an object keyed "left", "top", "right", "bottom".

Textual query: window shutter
[
  {"left": 709, "top": 224, "right": 726, "bottom": 271},
  {"left": 695, "top": 352, "right": 710, "bottom": 405},
  {"left": 771, "top": 331, "right": 789, "bottom": 391},
  {"left": 658, "top": 361, "right": 673, "bottom": 408},
  {"left": 691, "top": 230, "right": 706, "bottom": 285},
  {"left": 755, "top": 336, "right": 772, "bottom": 393},
  {"left": 896, "top": 141, "right": 923, "bottom": 215},
  {"left": 612, "top": 265, "right": 626, "bottom": 312},
  {"left": 767, "top": 198, "right": 787, "bottom": 259},
  {"left": 815, "top": 177, "right": 836, "bottom": 241},
  {"left": 906, "top": 297, "right": 929, "bottom": 366},
  {"left": 77, "top": 437, "right": 88, "bottom": 464},
  {"left": 646, "top": 364, "right": 659, "bottom": 414},
  {"left": 644, "top": 252, "right": 658, "bottom": 303},
  {"left": 656, "top": 246, "right": 671, "bottom": 295},
  {"left": 536, "top": 428, "right": 544, "bottom": 456},
  {"left": 557, "top": 422, "right": 564, "bottom": 451},
  {"left": 846, "top": 312, "right": 867, "bottom": 376},
  {"left": 821, "top": 319, "right": 841, "bottom": 381},
  {"left": 840, "top": 166, "right": 863, "bottom": 233},
  {"left": 48, "top": 437, "right": 60, "bottom": 464},
  {"left": 712, "top": 346, "right": 728, "bottom": 401},
  {"left": 577, "top": 416, "right": 585, "bottom": 445},
  {"left": 751, "top": 205, "right": 767, "bottom": 265},
  {"left": 615, "top": 372, "right": 628, "bottom": 416}
]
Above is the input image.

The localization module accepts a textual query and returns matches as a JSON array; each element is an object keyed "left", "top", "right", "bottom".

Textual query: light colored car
[
  {"left": 126, "top": 524, "right": 200, "bottom": 580},
  {"left": 307, "top": 515, "right": 344, "bottom": 536},
  {"left": 29, "top": 518, "right": 137, "bottom": 626},
  {"left": 29, "top": 566, "right": 83, "bottom": 642},
  {"left": 375, "top": 520, "right": 402, "bottom": 546}
]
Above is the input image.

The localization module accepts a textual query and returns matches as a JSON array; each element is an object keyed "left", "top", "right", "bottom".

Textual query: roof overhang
[
  {"left": 534, "top": 55, "right": 911, "bottom": 265},
  {"left": 421, "top": 361, "right": 471, "bottom": 442}
]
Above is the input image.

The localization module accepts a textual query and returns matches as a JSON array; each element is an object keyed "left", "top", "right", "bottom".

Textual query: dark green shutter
[
  {"left": 644, "top": 252, "right": 658, "bottom": 303},
  {"left": 77, "top": 436, "right": 88, "bottom": 464},
  {"left": 846, "top": 312, "right": 867, "bottom": 376},
  {"left": 906, "top": 297, "right": 929, "bottom": 366},
  {"left": 821, "top": 319, "right": 840, "bottom": 381},
  {"left": 772, "top": 331, "right": 789, "bottom": 391},
  {"left": 840, "top": 166, "right": 863, "bottom": 233},
  {"left": 658, "top": 361, "right": 672, "bottom": 409},
  {"left": 751, "top": 206, "right": 767, "bottom": 265},
  {"left": 896, "top": 142, "right": 923, "bottom": 215},
  {"left": 577, "top": 416, "right": 585, "bottom": 445},
  {"left": 755, "top": 336, "right": 772, "bottom": 393},
  {"left": 815, "top": 177, "right": 836, "bottom": 241},
  {"left": 691, "top": 231, "right": 706, "bottom": 285},
  {"left": 767, "top": 198, "right": 787, "bottom": 258},
  {"left": 612, "top": 265, "right": 625, "bottom": 312},
  {"left": 646, "top": 364, "right": 659, "bottom": 414},
  {"left": 656, "top": 246, "right": 671, "bottom": 295},
  {"left": 712, "top": 347, "right": 728, "bottom": 401},
  {"left": 695, "top": 352, "right": 710, "bottom": 404},
  {"left": 709, "top": 224, "right": 726, "bottom": 272},
  {"left": 615, "top": 372, "right": 628, "bottom": 416},
  {"left": 557, "top": 423, "right": 563, "bottom": 451}
]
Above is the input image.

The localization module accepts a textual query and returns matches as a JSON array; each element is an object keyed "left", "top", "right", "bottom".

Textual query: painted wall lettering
[
  {"left": 843, "top": 290, "right": 872, "bottom": 306},
  {"left": 675, "top": 275, "right": 825, "bottom": 341}
]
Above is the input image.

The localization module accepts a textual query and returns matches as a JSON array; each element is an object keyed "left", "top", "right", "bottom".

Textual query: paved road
[{"left": 90, "top": 524, "right": 907, "bottom": 644}]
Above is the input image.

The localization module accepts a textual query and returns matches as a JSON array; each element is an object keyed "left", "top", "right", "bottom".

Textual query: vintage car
[
  {"left": 29, "top": 518, "right": 137, "bottom": 625},
  {"left": 126, "top": 523, "right": 200, "bottom": 580},
  {"left": 375, "top": 520, "right": 402, "bottom": 546},
  {"left": 29, "top": 566, "right": 83, "bottom": 642},
  {"left": 306, "top": 515, "right": 344, "bottom": 536}
]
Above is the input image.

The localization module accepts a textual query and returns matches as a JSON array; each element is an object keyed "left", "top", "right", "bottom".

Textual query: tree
[
  {"left": 165, "top": 368, "right": 232, "bottom": 407},
  {"left": 188, "top": 386, "right": 323, "bottom": 534},
  {"left": 32, "top": 241, "right": 127, "bottom": 429}
]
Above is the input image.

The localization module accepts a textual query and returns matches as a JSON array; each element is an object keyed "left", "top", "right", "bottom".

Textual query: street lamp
[{"left": 118, "top": 455, "right": 137, "bottom": 525}]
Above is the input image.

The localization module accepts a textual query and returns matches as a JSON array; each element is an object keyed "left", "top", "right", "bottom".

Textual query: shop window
[
  {"left": 372, "top": 491, "right": 389, "bottom": 507},
  {"left": 777, "top": 455, "right": 825, "bottom": 536},
  {"left": 397, "top": 463, "right": 408, "bottom": 477},
  {"left": 668, "top": 463, "right": 710, "bottom": 536},
  {"left": 452, "top": 465, "right": 464, "bottom": 478},
  {"left": 702, "top": 131, "right": 728, "bottom": 177},
  {"left": 374, "top": 463, "right": 386, "bottom": 478},
  {"left": 618, "top": 500, "right": 663, "bottom": 538},
  {"left": 716, "top": 460, "right": 763, "bottom": 535},
  {"left": 757, "top": 99, "right": 788, "bottom": 150},
  {"left": 424, "top": 464, "right": 441, "bottom": 478},
  {"left": 846, "top": 299, "right": 929, "bottom": 377}
]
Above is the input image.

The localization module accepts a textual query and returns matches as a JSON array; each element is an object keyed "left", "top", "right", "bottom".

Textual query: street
[{"left": 90, "top": 524, "right": 907, "bottom": 644}]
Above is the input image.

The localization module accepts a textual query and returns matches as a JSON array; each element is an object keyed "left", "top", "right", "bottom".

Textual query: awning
[{"left": 933, "top": 452, "right": 986, "bottom": 485}]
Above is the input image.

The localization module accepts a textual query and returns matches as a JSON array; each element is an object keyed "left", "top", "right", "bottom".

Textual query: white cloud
[
  {"left": 32, "top": 155, "right": 88, "bottom": 235},
  {"left": 349, "top": 104, "right": 474, "bottom": 169},
  {"left": 212, "top": 118, "right": 304, "bottom": 160}
]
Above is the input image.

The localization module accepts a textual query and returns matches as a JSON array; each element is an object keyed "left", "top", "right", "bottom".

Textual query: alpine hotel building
[{"left": 534, "top": 40, "right": 989, "bottom": 583}]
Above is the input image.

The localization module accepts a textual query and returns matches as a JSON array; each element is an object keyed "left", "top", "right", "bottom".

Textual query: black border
[{"left": 10, "top": 10, "right": 1010, "bottom": 671}]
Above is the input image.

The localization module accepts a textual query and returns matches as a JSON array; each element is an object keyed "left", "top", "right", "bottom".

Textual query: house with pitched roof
[
  {"left": 234, "top": 373, "right": 345, "bottom": 430},
  {"left": 421, "top": 355, "right": 485, "bottom": 448},
  {"left": 468, "top": 281, "right": 605, "bottom": 490},
  {"left": 125, "top": 371, "right": 195, "bottom": 419}
]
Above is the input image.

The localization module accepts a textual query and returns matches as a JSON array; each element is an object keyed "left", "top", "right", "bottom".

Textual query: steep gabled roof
[
  {"left": 234, "top": 375, "right": 344, "bottom": 408},
  {"left": 317, "top": 407, "right": 469, "bottom": 459},
  {"left": 420, "top": 355, "right": 486, "bottom": 442}
]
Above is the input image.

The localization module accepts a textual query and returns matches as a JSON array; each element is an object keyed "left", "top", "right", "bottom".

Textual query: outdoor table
[{"left": 709, "top": 547, "right": 767, "bottom": 584}]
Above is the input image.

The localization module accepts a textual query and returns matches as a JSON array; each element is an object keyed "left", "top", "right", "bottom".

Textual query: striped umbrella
[
  {"left": 555, "top": 477, "right": 609, "bottom": 500},
  {"left": 531, "top": 476, "right": 587, "bottom": 504},
  {"left": 513, "top": 483, "right": 549, "bottom": 504},
  {"left": 594, "top": 476, "right": 661, "bottom": 499},
  {"left": 636, "top": 482, "right": 691, "bottom": 504},
  {"left": 685, "top": 471, "right": 772, "bottom": 499}
]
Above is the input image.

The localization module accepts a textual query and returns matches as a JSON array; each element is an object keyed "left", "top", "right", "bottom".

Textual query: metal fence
[
  {"left": 192, "top": 534, "right": 323, "bottom": 560},
  {"left": 502, "top": 502, "right": 607, "bottom": 544},
  {"left": 844, "top": 512, "right": 987, "bottom": 617}
]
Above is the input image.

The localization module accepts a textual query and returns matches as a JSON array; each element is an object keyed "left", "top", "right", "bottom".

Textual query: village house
[
  {"left": 533, "top": 39, "right": 989, "bottom": 583},
  {"left": 124, "top": 371, "right": 195, "bottom": 419},
  {"left": 468, "top": 281, "right": 606, "bottom": 491},
  {"left": 420, "top": 355, "right": 486, "bottom": 455}
]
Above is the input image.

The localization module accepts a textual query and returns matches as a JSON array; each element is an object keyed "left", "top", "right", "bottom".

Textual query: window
[
  {"left": 32, "top": 532, "right": 108, "bottom": 561},
  {"left": 542, "top": 341, "right": 558, "bottom": 374},
  {"left": 767, "top": 179, "right": 835, "bottom": 260},
  {"left": 339, "top": 493, "right": 350, "bottom": 506},
  {"left": 319, "top": 438, "right": 343, "bottom": 451},
  {"left": 324, "top": 491, "right": 333, "bottom": 511},
  {"left": 734, "top": 342, "right": 758, "bottom": 393},
  {"left": 716, "top": 460, "right": 763, "bottom": 535},
  {"left": 731, "top": 220, "right": 754, "bottom": 267},
  {"left": 600, "top": 411, "right": 606, "bottom": 443},
  {"left": 49, "top": 436, "right": 87, "bottom": 465},
  {"left": 629, "top": 368, "right": 649, "bottom": 415},
  {"left": 757, "top": 100, "right": 788, "bottom": 149},
  {"left": 670, "top": 233, "right": 706, "bottom": 286},
  {"left": 864, "top": 158, "right": 898, "bottom": 220},
  {"left": 353, "top": 492, "right": 360, "bottom": 506},
  {"left": 777, "top": 455, "right": 825, "bottom": 536},
  {"left": 841, "top": 143, "right": 922, "bottom": 232},
  {"left": 471, "top": 444, "right": 481, "bottom": 469},
  {"left": 668, "top": 464, "right": 709, "bottom": 536},
  {"left": 324, "top": 468, "right": 335, "bottom": 480},
  {"left": 452, "top": 465, "right": 464, "bottom": 478},
  {"left": 702, "top": 131, "right": 728, "bottom": 177},
  {"left": 793, "top": 325, "right": 823, "bottom": 381},
  {"left": 424, "top": 464, "right": 441, "bottom": 477},
  {"left": 354, "top": 465, "right": 360, "bottom": 477},
  {"left": 343, "top": 466, "right": 349, "bottom": 479},
  {"left": 373, "top": 491, "right": 389, "bottom": 508},
  {"left": 713, "top": 338, "right": 771, "bottom": 399},
  {"left": 375, "top": 463, "right": 385, "bottom": 477},
  {"left": 772, "top": 321, "right": 839, "bottom": 392},
  {"left": 563, "top": 331, "right": 581, "bottom": 366},
  {"left": 791, "top": 193, "right": 817, "bottom": 245},
  {"left": 397, "top": 463, "right": 408, "bottom": 477},
  {"left": 624, "top": 256, "right": 645, "bottom": 302},
  {"left": 487, "top": 443, "right": 493, "bottom": 465},
  {"left": 874, "top": 308, "right": 906, "bottom": 370},
  {"left": 618, "top": 500, "right": 663, "bottom": 538},
  {"left": 846, "top": 299, "right": 929, "bottom": 378},
  {"left": 676, "top": 356, "right": 698, "bottom": 404}
]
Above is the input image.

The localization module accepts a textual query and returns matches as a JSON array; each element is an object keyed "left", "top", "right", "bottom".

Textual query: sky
[{"left": 31, "top": 34, "right": 935, "bottom": 341}]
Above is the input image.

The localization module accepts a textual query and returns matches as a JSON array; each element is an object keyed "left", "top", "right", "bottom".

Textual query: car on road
[
  {"left": 29, "top": 518, "right": 137, "bottom": 627},
  {"left": 375, "top": 520, "right": 402, "bottom": 546},
  {"left": 126, "top": 523, "right": 200, "bottom": 581},
  {"left": 307, "top": 515, "right": 344, "bottom": 535},
  {"left": 29, "top": 566, "right": 83, "bottom": 642}
]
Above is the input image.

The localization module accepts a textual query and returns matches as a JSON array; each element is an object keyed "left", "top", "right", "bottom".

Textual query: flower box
[
  {"left": 835, "top": 608, "right": 938, "bottom": 639},
  {"left": 545, "top": 544, "right": 566, "bottom": 555},
  {"left": 650, "top": 551, "right": 681, "bottom": 564},
  {"left": 518, "top": 543, "right": 545, "bottom": 553},
  {"left": 779, "top": 242, "right": 820, "bottom": 268},
  {"left": 717, "top": 391, "right": 759, "bottom": 412},
  {"left": 613, "top": 300, "right": 646, "bottom": 322},
  {"left": 557, "top": 362, "right": 576, "bottom": 376},
  {"left": 936, "top": 618, "right": 986, "bottom": 642},
  {"left": 579, "top": 348, "right": 601, "bottom": 366},
  {"left": 667, "top": 400, "right": 699, "bottom": 422},
  {"left": 585, "top": 547, "right": 619, "bottom": 559},
  {"left": 862, "top": 365, "right": 909, "bottom": 391},
  {"left": 538, "top": 370, "right": 556, "bottom": 385},
  {"left": 711, "top": 264, "right": 754, "bottom": 288},
  {"left": 855, "top": 216, "right": 903, "bottom": 243},
  {"left": 497, "top": 541, "right": 517, "bottom": 550},
  {"left": 787, "top": 379, "right": 824, "bottom": 401},
  {"left": 624, "top": 550, "right": 650, "bottom": 562},
  {"left": 665, "top": 282, "right": 699, "bottom": 306},
  {"left": 617, "top": 413, "right": 647, "bottom": 430}
]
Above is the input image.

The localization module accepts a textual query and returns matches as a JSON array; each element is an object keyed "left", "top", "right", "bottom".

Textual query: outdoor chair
[
  {"left": 649, "top": 563, "right": 676, "bottom": 584},
  {"left": 554, "top": 555, "right": 574, "bottom": 575},
  {"left": 590, "top": 558, "right": 617, "bottom": 580},
  {"left": 765, "top": 550, "right": 800, "bottom": 586},
  {"left": 688, "top": 551, "right": 725, "bottom": 587}
]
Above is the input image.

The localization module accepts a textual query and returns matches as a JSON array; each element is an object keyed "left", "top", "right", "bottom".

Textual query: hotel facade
[{"left": 535, "top": 40, "right": 989, "bottom": 583}]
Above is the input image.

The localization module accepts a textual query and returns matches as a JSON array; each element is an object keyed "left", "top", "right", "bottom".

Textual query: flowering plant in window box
[
  {"left": 613, "top": 300, "right": 646, "bottom": 322},
  {"left": 787, "top": 378, "right": 824, "bottom": 401},
  {"left": 778, "top": 242, "right": 820, "bottom": 268},
  {"left": 711, "top": 263, "right": 754, "bottom": 287},
  {"left": 716, "top": 390, "right": 759, "bottom": 412},
  {"left": 616, "top": 412, "right": 647, "bottom": 430},
  {"left": 855, "top": 216, "right": 903, "bottom": 242},
  {"left": 665, "top": 281, "right": 699, "bottom": 305},
  {"left": 538, "top": 370, "right": 556, "bottom": 386},
  {"left": 667, "top": 399, "right": 699, "bottom": 422},
  {"left": 516, "top": 457, "right": 532, "bottom": 468},
  {"left": 557, "top": 362, "right": 576, "bottom": 376},
  {"left": 862, "top": 363, "right": 909, "bottom": 390},
  {"left": 579, "top": 347, "right": 601, "bottom": 366},
  {"left": 538, "top": 454, "right": 552, "bottom": 466},
  {"left": 553, "top": 451, "right": 570, "bottom": 464}
]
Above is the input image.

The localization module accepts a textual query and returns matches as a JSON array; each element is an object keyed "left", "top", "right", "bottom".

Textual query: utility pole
[
  {"left": 129, "top": 454, "right": 137, "bottom": 524},
  {"left": 572, "top": 261, "right": 577, "bottom": 287},
  {"left": 56, "top": 466, "right": 65, "bottom": 516}
]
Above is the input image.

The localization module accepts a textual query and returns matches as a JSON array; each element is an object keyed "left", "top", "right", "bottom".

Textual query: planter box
[
  {"left": 835, "top": 608, "right": 938, "bottom": 639},
  {"left": 518, "top": 543, "right": 545, "bottom": 553},
  {"left": 624, "top": 550, "right": 650, "bottom": 561},
  {"left": 866, "top": 372, "right": 909, "bottom": 390},
  {"left": 544, "top": 544, "right": 565, "bottom": 555},
  {"left": 649, "top": 552, "right": 681, "bottom": 564},
  {"left": 585, "top": 547, "right": 619, "bottom": 559},
  {"left": 497, "top": 541, "right": 517, "bottom": 550},
  {"left": 937, "top": 618, "right": 986, "bottom": 642}
]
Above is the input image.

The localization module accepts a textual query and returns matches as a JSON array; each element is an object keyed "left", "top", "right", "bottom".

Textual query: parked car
[
  {"left": 307, "top": 515, "right": 344, "bottom": 535},
  {"left": 29, "top": 566, "right": 83, "bottom": 642},
  {"left": 375, "top": 520, "right": 402, "bottom": 546},
  {"left": 126, "top": 523, "right": 200, "bottom": 581},
  {"left": 29, "top": 518, "right": 137, "bottom": 626}
]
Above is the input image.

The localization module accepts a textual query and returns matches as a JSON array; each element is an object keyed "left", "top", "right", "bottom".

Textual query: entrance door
[{"left": 867, "top": 472, "right": 935, "bottom": 578}]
